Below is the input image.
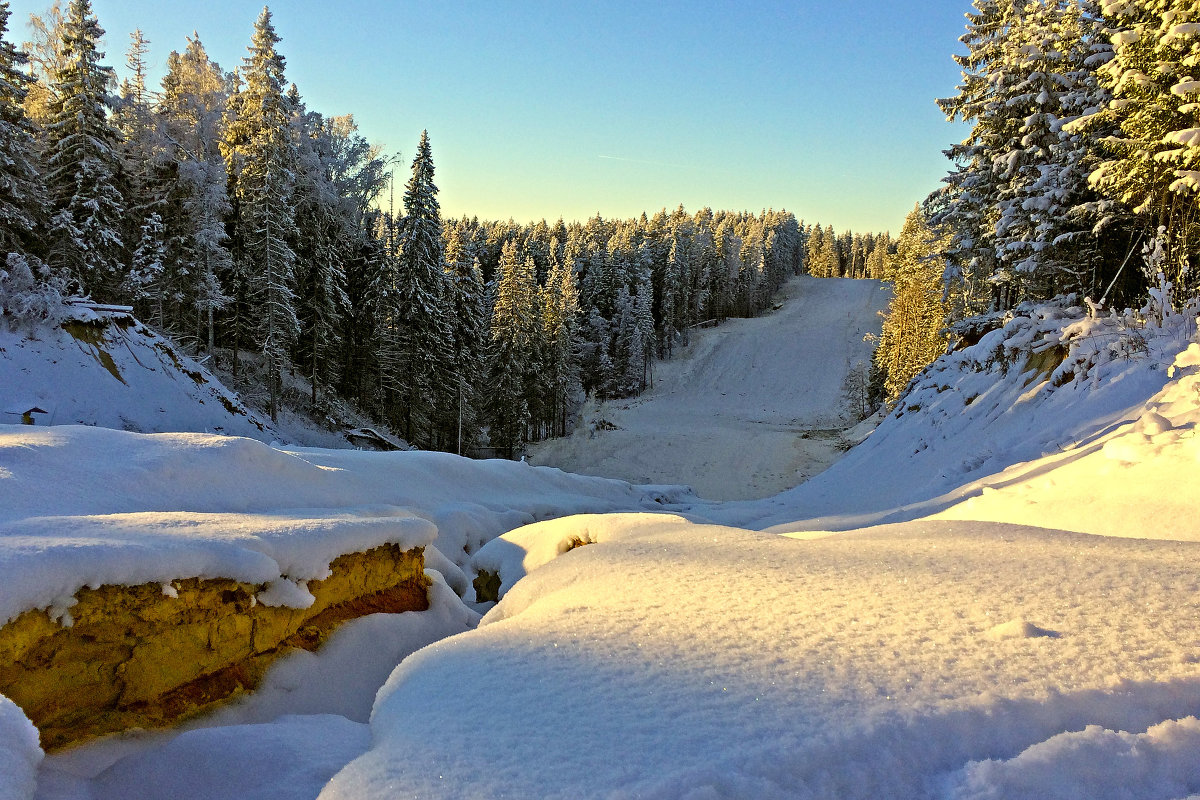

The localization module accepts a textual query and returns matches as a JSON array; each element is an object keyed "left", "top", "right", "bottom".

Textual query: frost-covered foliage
[
  {"left": 0, "top": 1, "right": 43, "bottom": 263},
  {"left": 44, "top": 0, "right": 127, "bottom": 300},
  {"left": 1080, "top": 0, "right": 1200, "bottom": 292},
  {"left": 0, "top": 254, "right": 67, "bottom": 327},
  {"left": 872, "top": 206, "right": 948, "bottom": 404}
]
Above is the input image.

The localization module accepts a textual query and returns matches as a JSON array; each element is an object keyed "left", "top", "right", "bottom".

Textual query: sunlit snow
[{"left": 3, "top": 280, "right": 1200, "bottom": 800}]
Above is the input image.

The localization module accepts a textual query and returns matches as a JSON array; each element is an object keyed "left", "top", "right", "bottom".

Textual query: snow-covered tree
[
  {"left": 0, "top": 0, "right": 44, "bottom": 262},
  {"left": 0, "top": 253, "right": 68, "bottom": 328},
  {"left": 538, "top": 241, "right": 581, "bottom": 437},
  {"left": 486, "top": 240, "right": 539, "bottom": 458},
  {"left": 874, "top": 206, "right": 949, "bottom": 404},
  {"left": 44, "top": 0, "right": 127, "bottom": 300},
  {"left": 159, "top": 33, "right": 231, "bottom": 351},
  {"left": 125, "top": 211, "right": 165, "bottom": 325},
  {"left": 1082, "top": 0, "right": 1200, "bottom": 293},
  {"left": 444, "top": 221, "right": 489, "bottom": 453},
  {"left": 222, "top": 6, "right": 300, "bottom": 420},
  {"left": 386, "top": 129, "right": 453, "bottom": 448}
]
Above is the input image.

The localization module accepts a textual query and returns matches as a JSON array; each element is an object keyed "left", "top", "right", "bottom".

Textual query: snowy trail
[{"left": 528, "top": 275, "right": 889, "bottom": 500}]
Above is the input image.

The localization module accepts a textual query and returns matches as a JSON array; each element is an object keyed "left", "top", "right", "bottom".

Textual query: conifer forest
[{"left": 4, "top": 0, "right": 1200, "bottom": 453}]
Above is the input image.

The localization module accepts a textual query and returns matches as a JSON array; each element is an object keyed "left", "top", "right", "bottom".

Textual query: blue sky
[{"left": 5, "top": 0, "right": 971, "bottom": 234}]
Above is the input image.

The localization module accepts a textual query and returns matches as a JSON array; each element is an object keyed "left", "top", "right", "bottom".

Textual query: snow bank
[
  {"left": 0, "top": 509, "right": 435, "bottom": 625},
  {"left": 0, "top": 314, "right": 276, "bottom": 441},
  {"left": 324, "top": 517, "right": 1200, "bottom": 799},
  {"left": 942, "top": 717, "right": 1200, "bottom": 800},
  {"left": 722, "top": 301, "right": 1198, "bottom": 532},
  {"left": 90, "top": 714, "right": 369, "bottom": 800},
  {"left": 471, "top": 512, "right": 689, "bottom": 598},
  {"left": 933, "top": 340, "right": 1200, "bottom": 539},
  {"left": 0, "top": 424, "right": 680, "bottom": 621},
  {"left": 199, "top": 574, "right": 479, "bottom": 726},
  {"left": 0, "top": 695, "right": 40, "bottom": 800}
]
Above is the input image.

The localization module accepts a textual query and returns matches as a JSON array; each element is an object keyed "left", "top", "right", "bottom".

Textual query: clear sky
[{"left": 5, "top": 0, "right": 972, "bottom": 235}]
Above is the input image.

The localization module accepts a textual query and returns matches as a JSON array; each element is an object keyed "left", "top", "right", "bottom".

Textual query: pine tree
[
  {"left": 445, "top": 222, "right": 489, "bottom": 453},
  {"left": 159, "top": 34, "right": 231, "bottom": 351},
  {"left": 874, "top": 206, "right": 948, "bottom": 404},
  {"left": 1084, "top": 0, "right": 1200, "bottom": 293},
  {"left": 0, "top": 0, "right": 44, "bottom": 262},
  {"left": 126, "top": 211, "right": 165, "bottom": 324},
  {"left": 44, "top": 0, "right": 127, "bottom": 300},
  {"left": 387, "top": 129, "right": 453, "bottom": 447},
  {"left": 539, "top": 241, "right": 581, "bottom": 437},
  {"left": 486, "top": 240, "right": 538, "bottom": 457},
  {"left": 222, "top": 6, "right": 300, "bottom": 421}
]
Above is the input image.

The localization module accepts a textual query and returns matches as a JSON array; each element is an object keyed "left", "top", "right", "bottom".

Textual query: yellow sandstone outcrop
[{"left": 0, "top": 543, "right": 429, "bottom": 751}]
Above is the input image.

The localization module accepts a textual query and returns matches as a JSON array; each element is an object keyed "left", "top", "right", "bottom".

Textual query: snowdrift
[
  {"left": 0, "top": 309, "right": 276, "bottom": 441},
  {"left": 5, "top": 291, "right": 1200, "bottom": 799},
  {"left": 326, "top": 514, "right": 1200, "bottom": 799},
  {"left": 720, "top": 299, "right": 1200, "bottom": 534},
  {"left": 0, "top": 424, "right": 682, "bottom": 751}
]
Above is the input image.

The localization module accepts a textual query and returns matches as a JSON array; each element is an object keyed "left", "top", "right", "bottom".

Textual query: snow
[
  {"left": 6, "top": 280, "right": 1200, "bottom": 799},
  {"left": 326, "top": 516, "right": 1200, "bottom": 799},
  {"left": 0, "top": 696, "right": 40, "bottom": 800},
  {"left": 88, "top": 715, "right": 369, "bottom": 800},
  {"left": 528, "top": 275, "right": 890, "bottom": 500},
  {"left": 709, "top": 302, "right": 1193, "bottom": 534},
  {"left": 0, "top": 424, "right": 679, "bottom": 625},
  {"left": 0, "top": 312, "right": 278, "bottom": 441}
]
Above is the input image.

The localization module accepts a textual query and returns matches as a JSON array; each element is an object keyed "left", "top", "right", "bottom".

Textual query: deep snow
[{"left": 4, "top": 282, "right": 1200, "bottom": 800}]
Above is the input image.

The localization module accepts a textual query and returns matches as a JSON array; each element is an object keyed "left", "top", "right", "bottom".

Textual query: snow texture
[
  {"left": 0, "top": 312, "right": 277, "bottom": 441},
  {"left": 8, "top": 283, "right": 1200, "bottom": 800},
  {"left": 0, "top": 695, "right": 40, "bottom": 800},
  {"left": 0, "top": 423, "right": 679, "bottom": 624}
]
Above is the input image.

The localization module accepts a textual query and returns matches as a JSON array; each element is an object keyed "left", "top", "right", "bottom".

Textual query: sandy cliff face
[{"left": 0, "top": 544, "right": 429, "bottom": 751}]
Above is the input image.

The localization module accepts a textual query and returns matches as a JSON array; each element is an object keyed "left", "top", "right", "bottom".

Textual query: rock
[{"left": 0, "top": 544, "right": 429, "bottom": 751}]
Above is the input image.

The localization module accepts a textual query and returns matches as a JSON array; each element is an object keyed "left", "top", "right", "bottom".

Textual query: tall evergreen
[
  {"left": 873, "top": 207, "right": 948, "bottom": 404},
  {"left": 0, "top": 0, "right": 44, "bottom": 261},
  {"left": 445, "top": 221, "right": 489, "bottom": 453},
  {"left": 44, "top": 0, "right": 126, "bottom": 300},
  {"left": 159, "top": 34, "right": 232, "bottom": 351},
  {"left": 486, "top": 240, "right": 538, "bottom": 457},
  {"left": 1084, "top": 0, "right": 1200, "bottom": 293},
  {"left": 388, "top": 129, "right": 452, "bottom": 447},
  {"left": 221, "top": 6, "right": 299, "bottom": 420},
  {"left": 539, "top": 242, "right": 581, "bottom": 437}
]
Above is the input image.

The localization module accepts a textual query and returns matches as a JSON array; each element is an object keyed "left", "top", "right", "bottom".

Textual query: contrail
[{"left": 597, "top": 154, "right": 701, "bottom": 171}]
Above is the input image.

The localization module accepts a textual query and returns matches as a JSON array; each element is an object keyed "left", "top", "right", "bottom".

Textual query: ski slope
[{"left": 529, "top": 275, "right": 890, "bottom": 499}]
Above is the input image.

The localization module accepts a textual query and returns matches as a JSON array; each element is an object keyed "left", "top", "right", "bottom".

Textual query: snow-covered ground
[
  {"left": 0, "top": 311, "right": 278, "bottom": 442},
  {"left": 528, "top": 275, "right": 890, "bottom": 500},
  {"left": 4, "top": 289, "right": 1200, "bottom": 799}
]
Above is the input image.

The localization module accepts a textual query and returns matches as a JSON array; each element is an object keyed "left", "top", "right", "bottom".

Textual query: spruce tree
[
  {"left": 1084, "top": 0, "right": 1200, "bottom": 293},
  {"left": 222, "top": 6, "right": 300, "bottom": 421},
  {"left": 388, "top": 129, "right": 452, "bottom": 447},
  {"left": 159, "top": 34, "right": 231, "bottom": 352},
  {"left": 445, "top": 221, "right": 489, "bottom": 453},
  {"left": 874, "top": 207, "right": 948, "bottom": 404},
  {"left": 0, "top": 0, "right": 44, "bottom": 261},
  {"left": 486, "top": 241, "right": 537, "bottom": 457},
  {"left": 539, "top": 242, "right": 581, "bottom": 437},
  {"left": 44, "top": 0, "right": 127, "bottom": 300}
]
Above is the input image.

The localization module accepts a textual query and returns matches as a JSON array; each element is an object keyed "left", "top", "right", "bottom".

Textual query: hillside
[
  {"left": 529, "top": 275, "right": 890, "bottom": 499},
  {"left": 0, "top": 308, "right": 277, "bottom": 442}
]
